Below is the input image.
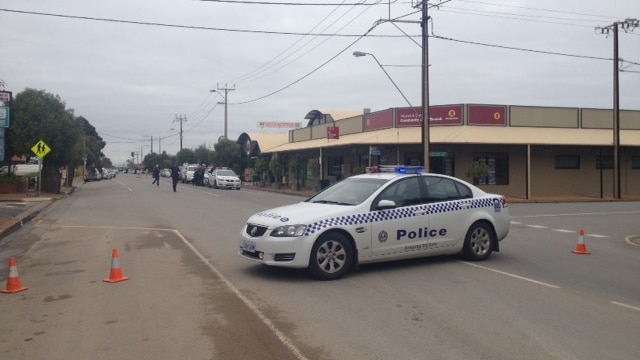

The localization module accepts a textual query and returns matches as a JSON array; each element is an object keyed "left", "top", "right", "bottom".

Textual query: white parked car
[
  {"left": 181, "top": 164, "right": 198, "bottom": 183},
  {"left": 239, "top": 166, "right": 510, "bottom": 280},
  {"left": 209, "top": 168, "right": 241, "bottom": 190}
]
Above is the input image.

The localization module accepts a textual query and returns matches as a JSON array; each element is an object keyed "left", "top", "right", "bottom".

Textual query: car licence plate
[{"left": 242, "top": 240, "right": 256, "bottom": 253}]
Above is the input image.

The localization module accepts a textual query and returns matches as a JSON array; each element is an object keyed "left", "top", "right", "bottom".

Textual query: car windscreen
[
  {"left": 306, "top": 178, "right": 388, "bottom": 205},
  {"left": 217, "top": 170, "right": 236, "bottom": 176}
]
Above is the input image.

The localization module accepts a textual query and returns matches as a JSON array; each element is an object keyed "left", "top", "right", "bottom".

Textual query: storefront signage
[
  {"left": 397, "top": 105, "right": 464, "bottom": 127},
  {"left": 468, "top": 105, "right": 507, "bottom": 126},
  {"left": 364, "top": 109, "right": 393, "bottom": 131}
]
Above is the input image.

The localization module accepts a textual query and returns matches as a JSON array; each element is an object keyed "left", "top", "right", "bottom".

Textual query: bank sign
[{"left": 396, "top": 105, "right": 464, "bottom": 127}]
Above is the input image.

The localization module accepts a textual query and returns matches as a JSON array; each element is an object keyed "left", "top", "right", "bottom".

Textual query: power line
[
  {"left": 199, "top": 0, "right": 378, "bottom": 5},
  {"left": 0, "top": 8, "right": 406, "bottom": 37}
]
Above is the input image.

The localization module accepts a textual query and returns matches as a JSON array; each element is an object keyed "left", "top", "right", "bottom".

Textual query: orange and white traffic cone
[
  {"left": 103, "top": 248, "right": 129, "bottom": 283},
  {"left": 571, "top": 229, "right": 591, "bottom": 255},
  {"left": 1, "top": 257, "right": 28, "bottom": 294}
]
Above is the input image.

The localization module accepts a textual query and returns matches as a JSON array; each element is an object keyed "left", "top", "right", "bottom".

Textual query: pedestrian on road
[
  {"left": 170, "top": 162, "right": 181, "bottom": 192},
  {"left": 152, "top": 164, "right": 160, "bottom": 186}
]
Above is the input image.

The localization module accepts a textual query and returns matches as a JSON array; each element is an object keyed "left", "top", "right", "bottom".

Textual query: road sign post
[{"left": 31, "top": 140, "right": 52, "bottom": 196}]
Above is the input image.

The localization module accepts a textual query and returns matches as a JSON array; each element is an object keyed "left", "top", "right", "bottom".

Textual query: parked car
[
  {"left": 239, "top": 165, "right": 510, "bottom": 280},
  {"left": 209, "top": 168, "right": 241, "bottom": 190},
  {"left": 181, "top": 164, "right": 198, "bottom": 183},
  {"left": 84, "top": 168, "right": 102, "bottom": 182}
]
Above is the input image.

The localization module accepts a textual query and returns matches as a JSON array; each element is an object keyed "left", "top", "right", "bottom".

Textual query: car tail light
[{"left": 501, "top": 196, "right": 508, "bottom": 208}]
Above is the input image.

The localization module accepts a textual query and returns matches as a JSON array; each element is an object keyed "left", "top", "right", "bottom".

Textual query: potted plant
[
  {"left": 289, "top": 158, "right": 300, "bottom": 190},
  {"left": 254, "top": 157, "right": 268, "bottom": 187},
  {"left": 0, "top": 173, "right": 28, "bottom": 194},
  {"left": 466, "top": 162, "right": 490, "bottom": 185},
  {"left": 269, "top": 155, "right": 281, "bottom": 189}
]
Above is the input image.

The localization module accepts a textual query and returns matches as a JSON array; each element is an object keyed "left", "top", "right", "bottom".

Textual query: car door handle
[
  {"left": 414, "top": 210, "right": 426, "bottom": 216},
  {"left": 460, "top": 203, "right": 471, "bottom": 209}
]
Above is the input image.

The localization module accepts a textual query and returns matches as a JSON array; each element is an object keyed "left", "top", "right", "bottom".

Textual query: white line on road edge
[
  {"left": 116, "top": 180, "right": 133, "bottom": 191},
  {"left": 56, "top": 225, "right": 308, "bottom": 360},
  {"left": 514, "top": 210, "right": 640, "bottom": 219},
  {"left": 459, "top": 261, "right": 562, "bottom": 289},
  {"left": 172, "top": 229, "right": 309, "bottom": 360},
  {"left": 611, "top": 301, "right": 640, "bottom": 312}
]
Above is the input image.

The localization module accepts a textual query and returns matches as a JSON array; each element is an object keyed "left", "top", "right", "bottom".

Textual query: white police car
[
  {"left": 209, "top": 168, "right": 241, "bottom": 190},
  {"left": 239, "top": 166, "right": 510, "bottom": 280}
]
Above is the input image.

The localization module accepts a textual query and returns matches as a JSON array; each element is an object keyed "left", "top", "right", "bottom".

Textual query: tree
[
  {"left": 194, "top": 144, "right": 213, "bottom": 165},
  {"left": 176, "top": 148, "right": 197, "bottom": 165},
  {"left": 212, "top": 139, "right": 240, "bottom": 171},
  {"left": 10, "top": 88, "right": 83, "bottom": 193}
]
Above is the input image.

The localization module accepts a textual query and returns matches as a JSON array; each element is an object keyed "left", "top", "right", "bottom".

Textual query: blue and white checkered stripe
[{"left": 304, "top": 197, "right": 500, "bottom": 236}]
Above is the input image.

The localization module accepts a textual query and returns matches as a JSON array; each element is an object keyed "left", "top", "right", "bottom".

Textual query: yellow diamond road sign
[{"left": 31, "top": 140, "right": 52, "bottom": 158}]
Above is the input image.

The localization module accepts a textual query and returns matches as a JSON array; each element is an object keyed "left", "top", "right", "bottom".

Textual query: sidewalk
[{"left": 0, "top": 185, "right": 73, "bottom": 243}]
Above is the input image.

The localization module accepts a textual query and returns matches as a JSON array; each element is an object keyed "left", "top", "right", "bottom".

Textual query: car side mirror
[{"left": 376, "top": 199, "right": 397, "bottom": 210}]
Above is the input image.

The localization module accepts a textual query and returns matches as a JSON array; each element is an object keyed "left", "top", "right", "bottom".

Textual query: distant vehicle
[
  {"left": 209, "top": 168, "right": 241, "bottom": 190},
  {"left": 181, "top": 164, "right": 198, "bottom": 183},
  {"left": 84, "top": 168, "right": 102, "bottom": 182},
  {"left": 0, "top": 164, "right": 41, "bottom": 177}
]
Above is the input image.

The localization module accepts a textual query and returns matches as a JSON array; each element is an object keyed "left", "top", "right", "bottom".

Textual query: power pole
[
  {"left": 420, "top": 1, "right": 430, "bottom": 172},
  {"left": 174, "top": 114, "right": 187, "bottom": 151},
  {"left": 597, "top": 18, "right": 639, "bottom": 199},
  {"left": 150, "top": 135, "right": 153, "bottom": 153},
  {"left": 212, "top": 84, "right": 235, "bottom": 140}
]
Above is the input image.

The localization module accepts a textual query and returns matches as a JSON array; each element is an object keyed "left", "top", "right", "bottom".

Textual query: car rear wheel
[
  {"left": 462, "top": 221, "right": 495, "bottom": 261},
  {"left": 308, "top": 232, "right": 353, "bottom": 280}
]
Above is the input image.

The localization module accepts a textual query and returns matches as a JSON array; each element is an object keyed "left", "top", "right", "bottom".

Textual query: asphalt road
[{"left": 1, "top": 174, "right": 639, "bottom": 360}]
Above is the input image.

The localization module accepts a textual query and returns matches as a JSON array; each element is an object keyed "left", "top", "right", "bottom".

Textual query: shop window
[
  {"left": 596, "top": 155, "right": 613, "bottom": 169},
  {"left": 555, "top": 155, "right": 580, "bottom": 169},
  {"left": 632, "top": 156, "right": 640, "bottom": 169},
  {"left": 472, "top": 153, "right": 509, "bottom": 185}
]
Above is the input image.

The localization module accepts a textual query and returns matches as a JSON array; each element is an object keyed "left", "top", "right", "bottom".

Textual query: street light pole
[{"left": 352, "top": 51, "right": 413, "bottom": 107}]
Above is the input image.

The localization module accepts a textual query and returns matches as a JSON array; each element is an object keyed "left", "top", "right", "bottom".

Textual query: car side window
[
  {"left": 378, "top": 178, "right": 422, "bottom": 207},
  {"left": 422, "top": 176, "right": 469, "bottom": 202}
]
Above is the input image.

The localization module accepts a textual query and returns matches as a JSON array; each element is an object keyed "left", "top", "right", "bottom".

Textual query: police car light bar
[{"left": 366, "top": 165, "right": 425, "bottom": 174}]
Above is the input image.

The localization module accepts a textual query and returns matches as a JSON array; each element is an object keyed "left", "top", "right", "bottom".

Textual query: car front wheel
[
  {"left": 462, "top": 221, "right": 495, "bottom": 261},
  {"left": 308, "top": 232, "right": 353, "bottom": 280}
]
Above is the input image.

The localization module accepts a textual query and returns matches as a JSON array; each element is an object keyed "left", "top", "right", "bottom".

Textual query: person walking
[
  {"left": 170, "top": 162, "right": 181, "bottom": 192},
  {"left": 151, "top": 164, "right": 160, "bottom": 186}
]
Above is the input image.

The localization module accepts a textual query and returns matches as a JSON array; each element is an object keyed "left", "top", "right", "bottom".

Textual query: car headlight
[{"left": 270, "top": 224, "right": 307, "bottom": 237}]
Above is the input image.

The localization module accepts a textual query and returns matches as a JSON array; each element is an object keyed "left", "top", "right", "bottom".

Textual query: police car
[
  {"left": 239, "top": 166, "right": 510, "bottom": 280},
  {"left": 209, "top": 168, "right": 241, "bottom": 190}
]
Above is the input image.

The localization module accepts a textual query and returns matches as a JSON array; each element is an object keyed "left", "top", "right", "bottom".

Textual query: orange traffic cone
[
  {"left": 103, "top": 248, "right": 129, "bottom": 283},
  {"left": 1, "top": 257, "right": 28, "bottom": 293},
  {"left": 571, "top": 230, "right": 591, "bottom": 255}
]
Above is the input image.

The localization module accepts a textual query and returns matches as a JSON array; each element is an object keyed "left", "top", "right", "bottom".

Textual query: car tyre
[
  {"left": 308, "top": 232, "right": 353, "bottom": 280},
  {"left": 462, "top": 221, "right": 495, "bottom": 261}
]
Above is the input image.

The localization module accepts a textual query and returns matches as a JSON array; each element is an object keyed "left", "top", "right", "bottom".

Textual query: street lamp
[{"left": 352, "top": 51, "right": 413, "bottom": 107}]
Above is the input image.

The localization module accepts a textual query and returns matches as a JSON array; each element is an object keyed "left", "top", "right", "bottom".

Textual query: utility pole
[
  {"left": 420, "top": 1, "right": 431, "bottom": 172},
  {"left": 211, "top": 84, "right": 235, "bottom": 140},
  {"left": 150, "top": 135, "right": 153, "bottom": 153},
  {"left": 174, "top": 114, "right": 187, "bottom": 151},
  {"left": 597, "top": 18, "right": 639, "bottom": 199}
]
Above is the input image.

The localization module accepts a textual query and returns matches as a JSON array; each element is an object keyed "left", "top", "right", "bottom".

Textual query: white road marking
[
  {"left": 611, "top": 301, "right": 640, "bottom": 312},
  {"left": 55, "top": 225, "right": 308, "bottom": 360},
  {"left": 553, "top": 229, "right": 575, "bottom": 233},
  {"left": 460, "top": 261, "right": 562, "bottom": 289},
  {"left": 514, "top": 210, "right": 640, "bottom": 218},
  {"left": 526, "top": 224, "right": 547, "bottom": 229}
]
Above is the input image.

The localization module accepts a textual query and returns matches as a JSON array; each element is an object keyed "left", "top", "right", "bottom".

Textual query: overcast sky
[{"left": 1, "top": 0, "right": 639, "bottom": 165}]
